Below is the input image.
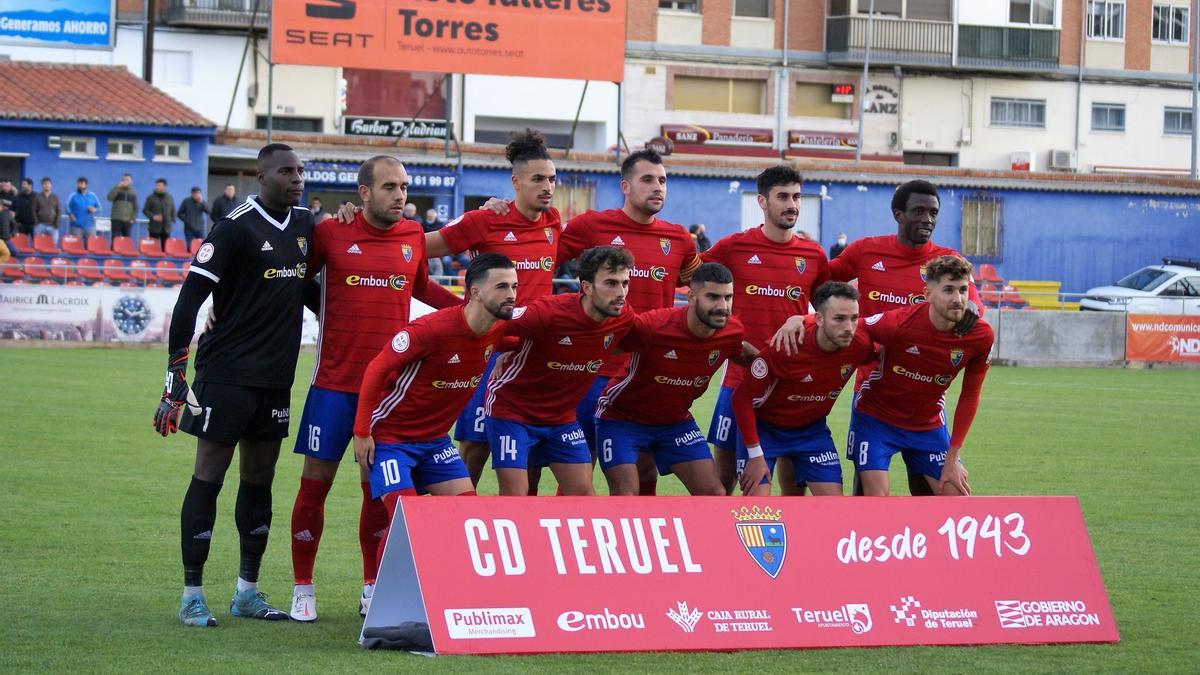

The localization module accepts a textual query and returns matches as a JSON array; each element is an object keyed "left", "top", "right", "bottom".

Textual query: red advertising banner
[
  {"left": 659, "top": 125, "right": 777, "bottom": 158},
  {"left": 1126, "top": 314, "right": 1200, "bottom": 361},
  {"left": 271, "top": 0, "right": 626, "bottom": 82},
  {"left": 362, "top": 497, "right": 1118, "bottom": 654}
]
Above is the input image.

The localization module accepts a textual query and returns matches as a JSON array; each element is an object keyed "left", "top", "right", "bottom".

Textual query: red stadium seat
[
  {"left": 1001, "top": 285, "right": 1028, "bottom": 308},
  {"left": 189, "top": 239, "right": 203, "bottom": 255},
  {"left": 77, "top": 258, "right": 105, "bottom": 284},
  {"left": 155, "top": 260, "right": 186, "bottom": 285},
  {"left": 10, "top": 233, "right": 30, "bottom": 254},
  {"left": 23, "top": 256, "right": 52, "bottom": 282},
  {"left": 112, "top": 236, "right": 138, "bottom": 257},
  {"left": 1, "top": 260, "right": 23, "bottom": 281},
  {"left": 130, "top": 259, "right": 154, "bottom": 284},
  {"left": 139, "top": 237, "right": 166, "bottom": 258},
  {"left": 86, "top": 236, "right": 113, "bottom": 257},
  {"left": 164, "top": 237, "right": 190, "bottom": 259},
  {"left": 61, "top": 234, "right": 87, "bottom": 256},
  {"left": 103, "top": 258, "right": 131, "bottom": 283},
  {"left": 49, "top": 257, "right": 73, "bottom": 283},
  {"left": 33, "top": 233, "right": 59, "bottom": 255},
  {"left": 977, "top": 263, "right": 1003, "bottom": 284}
]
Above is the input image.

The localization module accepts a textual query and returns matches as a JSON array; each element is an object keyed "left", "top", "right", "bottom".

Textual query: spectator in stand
[
  {"left": 0, "top": 179, "right": 17, "bottom": 207},
  {"left": 211, "top": 184, "right": 238, "bottom": 224},
  {"left": 178, "top": 187, "right": 211, "bottom": 248},
  {"left": 308, "top": 197, "right": 324, "bottom": 222},
  {"left": 0, "top": 198, "right": 16, "bottom": 257},
  {"left": 33, "top": 177, "right": 62, "bottom": 244},
  {"left": 0, "top": 238, "right": 9, "bottom": 265},
  {"left": 421, "top": 208, "right": 448, "bottom": 278},
  {"left": 689, "top": 223, "right": 712, "bottom": 252},
  {"left": 14, "top": 178, "right": 35, "bottom": 237},
  {"left": 143, "top": 178, "right": 176, "bottom": 251},
  {"left": 67, "top": 176, "right": 101, "bottom": 245},
  {"left": 401, "top": 203, "right": 418, "bottom": 222},
  {"left": 107, "top": 174, "right": 138, "bottom": 239},
  {"left": 829, "top": 232, "right": 848, "bottom": 259}
]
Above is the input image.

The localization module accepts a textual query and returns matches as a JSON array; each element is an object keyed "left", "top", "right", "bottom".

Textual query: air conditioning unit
[
  {"left": 1010, "top": 151, "right": 1034, "bottom": 172},
  {"left": 47, "top": 136, "right": 61, "bottom": 149},
  {"left": 1049, "top": 149, "right": 1078, "bottom": 171}
]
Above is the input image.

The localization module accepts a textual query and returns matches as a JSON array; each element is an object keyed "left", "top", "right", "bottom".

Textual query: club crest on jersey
[
  {"left": 949, "top": 348, "right": 964, "bottom": 367},
  {"left": 296, "top": 236, "right": 308, "bottom": 255},
  {"left": 708, "top": 349, "right": 722, "bottom": 366},
  {"left": 660, "top": 237, "right": 671, "bottom": 255},
  {"left": 484, "top": 345, "right": 495, "bottom": 361},
  {"left": 919, "top": 264, "right": 928, "bottom": 280},
  {"left": 840, "top": 363, "right": 853, "bottom": 379},
  {"left": 603, "top": 333, "right": 614, "bottom": 350},
  {"left": 401, "top": 242, "right": 413, "bottom": 262},
  {"left": 544, "top": 227, "right": 555, "bottom": 244},
  {"left": 732, "top": 506, "right": 786, "bottom": 579},
  {"left": 794, "top": 257, "right": 807, "bottom": 274}
]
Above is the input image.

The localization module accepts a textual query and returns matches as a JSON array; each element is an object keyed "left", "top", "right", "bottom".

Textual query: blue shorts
[
  {"left": 735, "top": 419, "right": 842, "bottom": 486},
  {"left": 848, "top": 410, "right": 951, "bottom": 480},
  {"left": 486, "top": 416, "right": 591, "bottom": 470},
  {"left": 595, "top": 418, "right": 712, "bottom": 476},
  {"left": 292, "top": 386, "right": 357, "bottom": 461},
  {"left": 705, "top": 385, "right": 739, "bottom": 451},
  {"left": 574, "top": 376, "right": 610, "bottom": 453},
  {"left": 453, "top": 352, "right": 500, "bottom": 443},
  {"left": 368, "top": 436, "right": 470, "bottom": 499}
]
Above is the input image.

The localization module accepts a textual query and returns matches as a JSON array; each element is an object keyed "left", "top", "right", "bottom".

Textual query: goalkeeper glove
[{"left": 154, "top": 348, "right": 200, "bottom": 436}]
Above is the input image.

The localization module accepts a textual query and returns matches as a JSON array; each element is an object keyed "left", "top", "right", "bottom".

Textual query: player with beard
[
  {"left": 700, "top": 166, "right": 829, "bottom": 495},
  {"left": 153, "top": 143, "right": 313, "bottom": 627},
  {"left": 594, "top": 263, "right": 752, "bottom": 495}
]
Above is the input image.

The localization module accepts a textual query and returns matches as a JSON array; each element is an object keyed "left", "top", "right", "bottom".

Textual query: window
[
  {"left": 856, "top": 0, "right": 901, "bottom": 16},
  {"left": 991, "top": 97, "right": 1046, "bottom": 128},
  {"left": 906, "top": 0, "right": 952, "bottom": 21},
  {"left": 903, "top": 151, "right": 958, "bottom": 167},
  {"left": 255, "top": 115, "right": 323, "bottom": 133},
  {"left": 829, "top": 0, "right": 850, "bottom": 15},
  {"left": 734, "top": 0, "right": 771, "bottom": 18},
  {"left": 792, "top": 83, "right": 850, "bottom": 118},
  {"left": 1160, "top": 277, "right": 1200, "bottom": 297},
  {"left": 1164, "top": 107, "right": 1193, "bottom": 135},
  {"left": 658, "top": 0, "right": 698, "bottom": 11},
  {"left": 153, "top": 140, "right": 189, "bottom": 162},
  {"left": 1091, "top": 103, "right": 1126, "bottom": 132},
  {"left": 673, "top": 76, "right": 765, "bottom": 114},
  {"left": 58, "top": 137, "right": 95, "bottom": 158},
  {"left": 1009, "top": 0, "right": 1054, "bottom": 25},
  {"left": 1087, "top": 1, "right": 1125, "bottom": 39},
  {"left": 961, "top": 194, "right": 1002, "bottom": 259},
  {"left": 106, "top": 139, "right": 143, "bottom": 160},
  {"left": 1152, "top": 5, "right": 1189, "bottom": 44}
]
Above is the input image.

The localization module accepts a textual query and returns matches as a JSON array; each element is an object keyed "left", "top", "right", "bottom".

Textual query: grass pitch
[{"left": 0, "top": 347, "right": 1197, "bottom": 672}]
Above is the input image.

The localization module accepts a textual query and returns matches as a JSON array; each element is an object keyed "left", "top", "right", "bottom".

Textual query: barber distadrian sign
[{"left": 363, "top": 496, "right": 1118, "bottom": 654}]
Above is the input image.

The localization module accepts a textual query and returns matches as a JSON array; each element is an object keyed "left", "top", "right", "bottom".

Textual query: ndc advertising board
[
  {"left": 272, "top": 0, "right": 626, "bottom": 82},
  {"left": 364, "top": 497, "right": 1118, "bottom": 654},
  {"left": 0, "top": 0, "right": 114, "bottom": 49}
]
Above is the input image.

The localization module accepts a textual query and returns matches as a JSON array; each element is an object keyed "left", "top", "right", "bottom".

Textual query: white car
[{"left": 1079, "top": 258, "right": 1200, "bottom": 314}]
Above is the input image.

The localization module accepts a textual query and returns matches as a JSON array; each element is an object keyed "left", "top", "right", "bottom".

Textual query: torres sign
[
  {"left": 272, "top": 0, "right": 626, "bottom": 81},
  {"left": 363, "top": 496, "right": 1118, "bottom": 654}
]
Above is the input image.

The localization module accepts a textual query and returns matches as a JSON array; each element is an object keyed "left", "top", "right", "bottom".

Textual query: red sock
[
  {"left": 374, "top": 489, "right": 416, "bottom": 578},
  {"left": 639, "top": 479, "right": 658, "bottom": 496},
  {"left": 291, "top": 477, "right": 333, "bottom": 585},
  {"left": 360, "top": 481, "right": 391, "bottom": 585}
]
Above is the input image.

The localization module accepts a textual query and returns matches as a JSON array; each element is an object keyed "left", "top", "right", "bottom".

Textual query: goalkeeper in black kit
[{"left": 153, "top": 143, "right": 314, "bottom": 627}]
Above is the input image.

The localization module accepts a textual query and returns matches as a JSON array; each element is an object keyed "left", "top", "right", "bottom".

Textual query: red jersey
[
  {"left": 857, "top": 303, "right": 994, "bottom": 447},
  {"left": 354, "top": 306, "right": 507, "bottom": 443},
  {"left": 829, "top": 234, "right": 982, "bottom": 317},
  {"left": 559, "top": 208, "right": 701, "bottom": 377},
  {"left": 309, "top": 214, "right": 461, "bottom": 393},
  {"left": 486, "top": 293, "right": 635, "bottom": 425},
  {"left": 731, "top": 314, "right": 876, "bottom": 446},
  {"left": 596, "top": 306, "right": 745, "bottom": 425},
  {"left": 701, "top": 226, "right": 830, "bottom": 388},
  {"left": 439, "top": 204, "right": 560, "bottom": 303}
]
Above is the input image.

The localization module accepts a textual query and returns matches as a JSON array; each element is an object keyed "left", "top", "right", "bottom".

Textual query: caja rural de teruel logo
[{"left": 732, "top": 506, "right": 786, "bottom": 578}]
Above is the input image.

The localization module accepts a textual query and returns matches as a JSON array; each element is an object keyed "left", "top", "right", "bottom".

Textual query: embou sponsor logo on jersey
[
  {"left": 867, "top": 290, "right": 924, "bottom": 306},
  {"left": 345, "top": 273, "right": 407, "bottom": 290},
  {"left": 745, "top": 284, "right": 802, "bottom": 301},
  {"left": 263, "top": 262, "right": 308, "bottom": 279},
  {"left": 547, "top": 360, "right": 603, "bottom": 373},
  {"left": 557, "top": 608, "right": 646, "bottom": 633},
  {"left": 787, "top": 391, "right": 837, "bottom": 402},
  {"left": 629, "top": 265, "right": 668, "bottom": 282},
  {"left": 443, "top": 607, "right": 535, "bottom": 639},
  {"left": 654, "top": 375, "right": 711, "bottom": 388},
  {"left": 432, "top": 374, "right": 483, "bottom": 389},
  {"left": 514, "top": 256, "right": 555, "bottom": 272},
  {"left": 891, "top": 365, "right": 950, "bottom": 385}
]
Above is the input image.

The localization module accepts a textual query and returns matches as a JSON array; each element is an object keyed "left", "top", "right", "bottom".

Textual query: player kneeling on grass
[
  {"left": 595, "top": 262, "right": 754, "bottom": 495},
  {"left": 485, "top": 246, "right": 636, "bottom": 496},
  {"left": 351, "top": 254, "right": 517, "bottom": 566},
  {"left": 733, "top": 281, "right": 876, "bottom": 496},
  {"left": 849, "top": 254, "right": 994, "bottom": 496}
]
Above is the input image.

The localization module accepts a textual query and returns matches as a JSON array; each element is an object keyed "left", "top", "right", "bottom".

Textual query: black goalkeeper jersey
[{"left": 187, "top": 196, "right": 314, "bottom": 389}]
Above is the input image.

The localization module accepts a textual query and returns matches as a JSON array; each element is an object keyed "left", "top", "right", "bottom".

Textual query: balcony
[
  {"left": 166, "top": 0, "right": 269, "bottom": 30},
  {"left": 958, "top": 26, "right": 1059, "bottom": 70},
  {"left": 825, "top": 16, "right": 953, "bottom": 67}
]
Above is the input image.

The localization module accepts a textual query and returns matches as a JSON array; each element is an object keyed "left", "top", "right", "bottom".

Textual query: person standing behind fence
[
  {"left": 178, "top": 187, "right": 211, "bottom": 248},
  {"left": 211, "top": 184, "right": 238, "bottom": 225},
  {"left": 67, "top": 177, "right": 100, "bottom": 244},
  {"left": 143, "top": 178, "right": 176, "bottom": 250},
  {"left": 108, "top": 174, "right": 138, "bottom": 239},
  {"left": 14, "top": 179, "right": 35, "bottom": 237},
  {"left": 0, "top": 198, "right": 16, "bottom": 257},
  {"left": 33, "top": 177, "right": 62, "bottom": 245}
]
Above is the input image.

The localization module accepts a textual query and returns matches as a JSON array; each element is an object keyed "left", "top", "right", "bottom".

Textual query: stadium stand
[
  {"left": 77, "top": 258, "right": 105, "bottom": 284},
  {"left": 61, "top": 234, "right": 87, "bottom": 256},
  {"left": 188, "top": 239, "right": 203, "bottom": 255},
  {"left": 2, "top": 259, "right": 22, "bottom": 281},
  {"left": 112, "top": 236, "right": 138, "bottom": 257},
  {"left": 33, "top": 234, "right": 59, "bottom": 255},
  {"left": 49, "top": 257, "right": 73, "bottom": 284},
  {"left": 10, "top": 233, "right": 30, "bottom": 254},
  {"left": 86, "top": 236, "right": 114, "bottom": 257},
  {"left": 138, "top": 237, "right": 166, "bottom": 258},
  {"left": 24, "top": 256, "right": 52, "bottom": 282},
  {"left": 164, "top": 237, "right": 190, "bottom": 259},
  {"left": 103, "top": 258, "right": 131, "bottom": 283},
  {"left": 130, "top": 259, "right": 154, "bottom": 284},
  {"left": 155, "top": 260, "right": 186, "bottom": 285}
]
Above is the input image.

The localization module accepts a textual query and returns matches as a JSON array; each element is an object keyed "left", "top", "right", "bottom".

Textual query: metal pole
[
  {"left": 1191, "top": 0, "right": 1198, "bottom": 179},
  {"left": 224, "top": 0, "right": 263, "bottom": 136},
  {"left": 566, "top": 81, "right": 589, "bottom": 155},
  {"left": 143, "top": 0, "right": 154, "bottom": 82},
  {"left": 615, "top": 81, "right": 623, "bottom": 166},
  {"left": 266, "top": 3, "right": 274, "bottom": 144},
  {"left": 855, "top": 0, "right": 875, "bottom": 163},
  {"left": 444, "top": 74, "right": 453, "bottom": 158}
]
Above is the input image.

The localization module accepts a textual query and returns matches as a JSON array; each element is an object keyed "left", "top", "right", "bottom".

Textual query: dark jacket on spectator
[
  {"left": 0, "top": 209, "right": 15, "bottom": 240},
  {"left": 33, "top": 191, "right": 61, "bottom": 227},
  {"left": 107, "top": 185, "right": 138, "bottom": 223},
  {"left": 211, "top": 194, "right": 238, "bottom": 224},
  {"left": 143, "top": 192, "right": 176, "bottom": 236},
  {"left": 177, "top": 197, "right": 210, "bottom": 236},
  {"left": 13, "top": 191, "right": 34, "bottom": 229}
]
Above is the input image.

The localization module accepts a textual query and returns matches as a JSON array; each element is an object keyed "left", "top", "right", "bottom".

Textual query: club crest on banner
[
  {"left": 660, "top": 237, "right": 671, "bottom": 255},
  {"left": 732, "top": 506, "right": 787, "bottom": 578},
  {"left": 296, "top": 236, "right": 308, "bottom": 255},
  {"left": 401, "top": 242, "right": 413, "bottom": 262},
  {"left": 708, "top": 349, "right": 722, "bottom": 366},
  {"left": 794, "top": 257, "right": 806, "bottom": 274}
]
